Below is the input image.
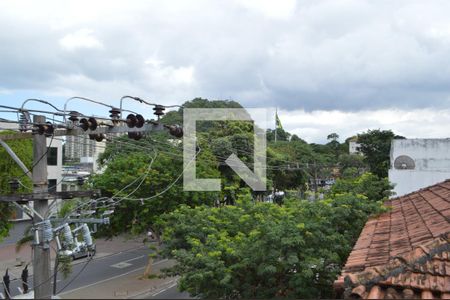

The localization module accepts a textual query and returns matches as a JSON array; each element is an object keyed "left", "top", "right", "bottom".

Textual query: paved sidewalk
[
  {"left": 0, "top": 234, "right": 147, "bottom": 280},
  {"left": 59, "top": 259, "right": 178, "bottom": 299}
]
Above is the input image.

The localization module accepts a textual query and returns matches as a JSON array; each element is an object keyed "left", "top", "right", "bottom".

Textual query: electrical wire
[
  {"left": 19, "top": 133, "right": 55, "bottom": 180},
  {"left": 60, "top": 143, "right": 199, "bottom": 217},
  {"left": 0, "top": 97, "right": 338, "bottom": 298},
  {"left": 56, "top": 255, "right": 94, "bottom": 294},
  {"left": 64, "top": 96, "right": 140, "bottom": 123},
  {"left": 105, "top": 145, "right": 201, "bottom": 203},
  {"left": 21, "top": 98, "right": 63, "bottom": 113},
  {"left": 57, "top": 148, "right": 159, "bottom": 222}
]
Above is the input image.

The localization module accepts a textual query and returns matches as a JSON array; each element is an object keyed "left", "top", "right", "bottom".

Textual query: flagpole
[{"left": 275, "top": 107, "right": 277, "bottom": 142}]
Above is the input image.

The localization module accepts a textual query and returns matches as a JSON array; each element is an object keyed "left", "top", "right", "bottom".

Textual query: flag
[{"left": 275, "top": 111, "right": 283, "bottom": 130}]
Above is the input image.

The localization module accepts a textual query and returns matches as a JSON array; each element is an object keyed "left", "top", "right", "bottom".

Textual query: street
[
  {"left": 3, "top": 246, "right": 149, "bottom": 298},
  {"left": 1, "top": 244, "right": 189, "bottom": 299}
]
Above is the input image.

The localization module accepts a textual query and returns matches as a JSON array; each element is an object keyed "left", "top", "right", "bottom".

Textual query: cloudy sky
[{"left": 1, "top": 0, "right": 449, "bottom": 143}]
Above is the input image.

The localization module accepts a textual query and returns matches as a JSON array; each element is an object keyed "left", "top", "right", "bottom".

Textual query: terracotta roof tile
[{"left": 335, "top": 179, "right": 450, "bottom": 299}]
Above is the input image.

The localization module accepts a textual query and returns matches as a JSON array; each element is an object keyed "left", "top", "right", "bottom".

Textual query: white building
[
  {"left": 65, "top": 135, "right": 96, "bottom": 161},
  {"left": 349, "top": 141, "right": 362, "bottom": 155},
  {"left": 65, "top": 135, "right": 105, "bottom": 172},
  {"left": 388, "top": 139, "right": 450, "bottom": 197}
]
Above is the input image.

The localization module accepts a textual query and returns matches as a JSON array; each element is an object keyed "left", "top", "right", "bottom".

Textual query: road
[{"left": 3, "top": 246, "right": 152, "bottom": 298}]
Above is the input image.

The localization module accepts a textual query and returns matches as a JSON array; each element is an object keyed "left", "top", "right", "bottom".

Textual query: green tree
[
  {"left": 326, "top": 133, "right": 340, "bottom": 160},
  {"left": 92, "top": 132, "right": 221, "bottom": 237},
  {"left": 290, "top": 134, "right": 306, "bottom": 143},
  {"left": 330, "top": 172, "right": 394, "bottom": 202},
  {"left": 158, "top": 193, "right": 385, "bottom": 299},
  {"left": 356, "top": 129, "right": 405, "bottom": 177},
  {"left": 337, "top": 153, "right": 367, "bottom": 176},
  {"left": 266, "top": 128, "right": 291, "bottom": 142},
  {"left": 0, "top": 132, "right": 33, "bottom": 241},
  {"left": 327, "top": 133, "right": 339, "bottom": 142},
  {"left": 267, "top": 140, "right": 315, "bottom": 192}
]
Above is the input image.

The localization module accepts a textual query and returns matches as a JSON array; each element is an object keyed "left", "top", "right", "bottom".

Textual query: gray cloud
[{"left": 1, "top": 0, "right": 450, "bottom": 112}]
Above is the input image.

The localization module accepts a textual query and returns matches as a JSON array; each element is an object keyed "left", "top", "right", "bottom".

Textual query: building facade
[
  {"left": 65, "top": 135, "right": 96, "bottom": 161},
  {"left": 388, "top": 138, "right": 450, "bottom": 197},
  {"left": 349, "top": 141, "right": 362, "bottom": 155},
  {"left": 64, "top": 135, "right": 105, "bottom": 171}
]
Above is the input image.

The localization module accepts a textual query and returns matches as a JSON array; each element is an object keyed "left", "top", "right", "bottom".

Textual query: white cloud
[
  {"left": 1, "top": 0, "right": 450, "bottom": 114},
  {"left": 59, "top": 29, "right": 103, "bottom": 51},
  {"left": 279, "top": 108, "right": 450, "bottom": 143},
  {"left": 237, "top": 0, "right": 296, "bottom": 19}
]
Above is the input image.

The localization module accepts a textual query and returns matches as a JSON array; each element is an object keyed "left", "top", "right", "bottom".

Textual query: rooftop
[{"left": 334, "top": 179, "right": 450, "bottom": 299}]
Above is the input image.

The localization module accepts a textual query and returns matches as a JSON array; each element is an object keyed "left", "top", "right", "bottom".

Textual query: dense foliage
[
  {"left": 90, "top": 98, "right": 398, "bottom": 298},
  {"left": 91, "top": 131, "right": 221, "bottom": 237},
  {"left": 330, "top": 172, "right": 394, "bottom": 201},
  {"left": 0, "top": 131, "right": 32, "bottom": 241},
  {"left": 357, "top": 129, "right": 404, "bottom": 177},
  {"left": 158, "top": 192, "right": 386, "bottom": 299}
]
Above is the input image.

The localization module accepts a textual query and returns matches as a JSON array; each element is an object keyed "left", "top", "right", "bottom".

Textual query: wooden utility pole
[{"left": 32, "top": 115, "right": 51, "bottom": 299}]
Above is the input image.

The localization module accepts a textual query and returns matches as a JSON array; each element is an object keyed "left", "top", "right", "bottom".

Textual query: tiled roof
[{"left": 334, "top": 179, "right": 450, "bottom": 299}]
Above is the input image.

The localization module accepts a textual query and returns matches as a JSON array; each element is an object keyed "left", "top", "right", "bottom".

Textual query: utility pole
[
  {"left": 0, "top": 108, "right": 182, "bottom": 299},
  {"left": 32, "top": 115, "right": 51, "bottom": 299}
]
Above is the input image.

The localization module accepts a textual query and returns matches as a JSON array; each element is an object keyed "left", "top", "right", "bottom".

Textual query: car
[
  {"left": 59, "top": 241, "right": 96, "bottom": 260},
  {"left": 71, "top": 241, "right": 96, "bottom": 260}
]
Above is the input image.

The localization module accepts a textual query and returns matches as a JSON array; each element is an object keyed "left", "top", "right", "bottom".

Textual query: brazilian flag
[{"left": 276, "top": 112, "right": 283, "bottom": 130}]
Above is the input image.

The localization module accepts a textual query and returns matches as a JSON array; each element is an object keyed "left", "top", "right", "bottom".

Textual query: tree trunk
[{"left": 143, "top": 256, "right": 153, "bottom": 277}]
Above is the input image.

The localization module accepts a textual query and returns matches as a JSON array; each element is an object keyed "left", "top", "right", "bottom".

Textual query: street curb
[{"left": 127, "top": 278, "right": 178, "bottom": 299}]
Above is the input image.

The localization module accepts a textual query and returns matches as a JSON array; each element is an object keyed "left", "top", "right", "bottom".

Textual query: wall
[{"left": 389, "top": 139, "right": 450, "bottom": 197}]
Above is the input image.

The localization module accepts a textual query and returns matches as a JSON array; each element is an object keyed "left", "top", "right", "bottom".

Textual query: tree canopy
[
  {"left": 89, "top": 98, "right": 397, "bottom": 298},
  {"left": 0, "top": 131, "right": 33, "bottom": 241},
  {"left": 158, "top": 192, "right": 386, "bottom": 299},
  {"left": 356, "top": 129, "right": 405, "bottom": 177}
]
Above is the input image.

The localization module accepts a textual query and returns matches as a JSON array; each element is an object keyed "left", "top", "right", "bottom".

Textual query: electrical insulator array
[
  {"left": 62, "top": 223, "right": 74, "bottom": 245},
  {"left": 126, "top": 113, "right": 145, "bottom": 128},
  {"left": 109, "top": 107, "right": 121, "bottom": 124},
  {"left": 81, "top": 224, "right": 93, "bottom": 248},
  {"left": 36, "top": 122, "right": 54, "bottom": 136},
  {"left": 19, "top": 112, "right": 31, "bottom": 132},
  {"left": 42, "top": 220, "right": 53, "bottom": 249},
  {"left": 79, "top": 117, "right": 98, "bottom": 131},
  {"left": 7, "top": 97, "right": 185, "bottom": 141},
  {"left": 153, "top": 105, "right": 165, "bottom": 120}
]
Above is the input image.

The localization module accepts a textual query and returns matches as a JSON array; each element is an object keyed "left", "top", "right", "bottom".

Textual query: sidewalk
[
  {"left": 0, "top": 234, "right": 147, "bottom": 280},
  {"left": 58, "top": 259, "right": 178, "bottom": 299}
]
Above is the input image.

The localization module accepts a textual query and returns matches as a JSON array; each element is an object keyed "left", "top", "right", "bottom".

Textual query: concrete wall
[{"left": 389, "top": 139, "right": 450, "bottom": 197}]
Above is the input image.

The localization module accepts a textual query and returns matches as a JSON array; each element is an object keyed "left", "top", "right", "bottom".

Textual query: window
[
  {"left": 48, "top": 179, "right": 57, "bottom": 193},
  {"left": 47, "top": 147, "right": 58, "bottom": 166}
]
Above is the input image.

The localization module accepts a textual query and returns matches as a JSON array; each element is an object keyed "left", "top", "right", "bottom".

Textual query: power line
[{"left": 56, "top": 256, "right": 94, "bottom": 294}]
